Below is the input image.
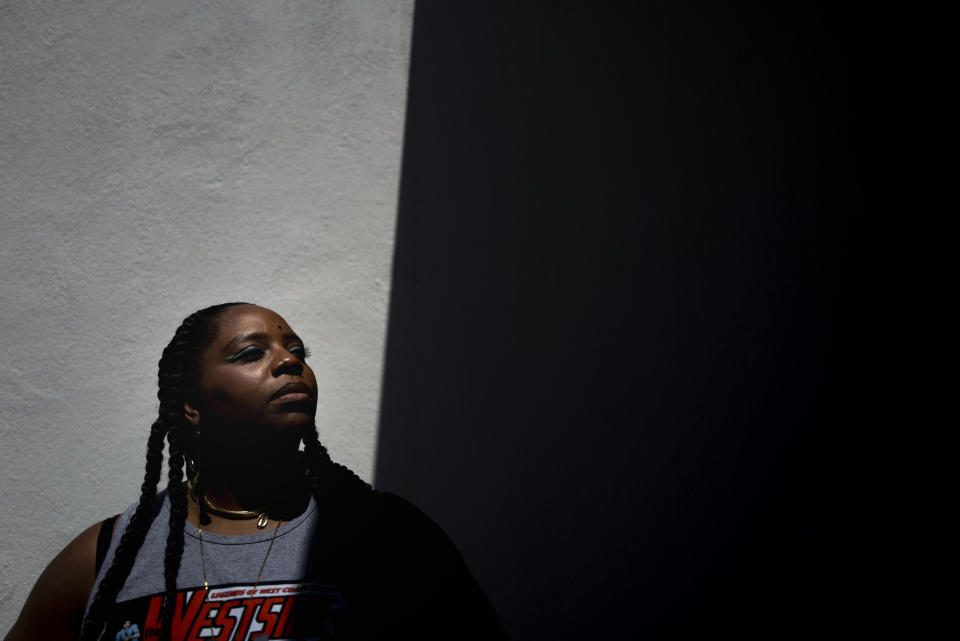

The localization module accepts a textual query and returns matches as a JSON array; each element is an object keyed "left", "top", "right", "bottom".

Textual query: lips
[{"left": 270, "top": 381, "right": 314, "bottom": 403}]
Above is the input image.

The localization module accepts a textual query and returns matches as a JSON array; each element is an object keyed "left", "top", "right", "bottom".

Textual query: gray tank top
[
  {"left": 86, "top": 493, "right": 347, "bottom": 640},
  {"left": 84, "top": 489, "right": 507, "bottom": 640}
]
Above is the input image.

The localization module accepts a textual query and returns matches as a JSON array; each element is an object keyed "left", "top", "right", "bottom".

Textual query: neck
[{"left": 197, "top": 449, "right": 309, "bottom": 521}]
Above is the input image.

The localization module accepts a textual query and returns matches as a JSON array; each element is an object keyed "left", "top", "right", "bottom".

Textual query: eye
[
  {"left": 225, "top": 346, "right": 264, "bottom": 363},
  {"left": 289, "top": 345, "right": 311, "bottom": 361}
]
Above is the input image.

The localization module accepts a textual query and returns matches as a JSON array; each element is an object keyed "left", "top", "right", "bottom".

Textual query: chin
[{"left": 271, "top": 408, "right": 316, "bottom": 431}]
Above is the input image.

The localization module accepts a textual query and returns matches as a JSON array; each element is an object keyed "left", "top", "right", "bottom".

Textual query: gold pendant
[{"left": 257, "top": 513, "right": 269, "bottom": 529}]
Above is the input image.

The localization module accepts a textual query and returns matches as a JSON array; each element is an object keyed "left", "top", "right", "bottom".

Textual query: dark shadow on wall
[{"left": 375, "top": 2, "right": 887, "bottom": 639}]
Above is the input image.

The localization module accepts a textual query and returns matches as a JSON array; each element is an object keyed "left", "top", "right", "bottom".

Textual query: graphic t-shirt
[{"left": 86, "top": 490, "right": 504, "bottom": 640}]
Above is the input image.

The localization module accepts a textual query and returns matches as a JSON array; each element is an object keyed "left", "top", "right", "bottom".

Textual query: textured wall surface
[{"left": 0, "top": 0, "right": 412, "bottom": 628}]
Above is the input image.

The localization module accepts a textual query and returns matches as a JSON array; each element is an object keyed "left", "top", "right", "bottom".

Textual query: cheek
[
  {"left": 205, "top": 369, "right": 267, "bottom": 407},
  {"left": 304, "top": 366, "right": 319, "bottom": 394}
]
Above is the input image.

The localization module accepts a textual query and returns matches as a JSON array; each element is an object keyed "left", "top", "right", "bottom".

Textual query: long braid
[
  {"left": 302, "top": 423, "right": 372, "bottom": 514},
  {"left": 78, "top": 303, "right": 246, "bottom": 641},
  {"left": 78, "top": 417, "right": 168, "bottom": 641},
  {"left": 156, "top": 313, "right": 204, "bottom": 641},
  {"left": 160, "top": 440, "right": 188, "bottom": 641}
]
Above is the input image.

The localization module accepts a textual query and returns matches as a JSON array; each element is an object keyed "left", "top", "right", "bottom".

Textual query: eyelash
[
  {"left": 291, "top": 345, "right": 311, "bottom": 360},
  {"left": 225, "top": 345, "right": 311, "bottom": 363}
]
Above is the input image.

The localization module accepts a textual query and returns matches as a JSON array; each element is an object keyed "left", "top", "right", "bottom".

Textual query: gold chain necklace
[{"left": 197, "top": 519, "right": 282, "bottom": 598}]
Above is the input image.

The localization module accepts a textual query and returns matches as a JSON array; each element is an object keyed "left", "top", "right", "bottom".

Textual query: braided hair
[{"left": 78, "top": 303, "right": 370, "bottom": 641}]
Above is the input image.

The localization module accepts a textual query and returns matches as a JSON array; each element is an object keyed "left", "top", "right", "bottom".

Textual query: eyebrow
[{"left": 221, "top": 332, "right": 302, "bottom": 354}]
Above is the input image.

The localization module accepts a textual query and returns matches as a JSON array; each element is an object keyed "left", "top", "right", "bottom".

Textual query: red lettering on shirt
[
  {"left": 253, "top": 597, "right": 284, "bottom": 638},
  {"left": 212, "top": 598, "right": 241, "bottom": 641},
  {"left": 275, "top": 597, "right": 294, "bottom": 637},
  {"left": 233, "top": 598, "right": 263, "bottom": 641},
  {"left": 143, "top": 595, "right": 163, "bottom": 637},
  {"left": 171, "top": 591, "right": 208, "bottom": 640}
]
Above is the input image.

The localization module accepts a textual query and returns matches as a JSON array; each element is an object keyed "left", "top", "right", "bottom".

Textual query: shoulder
[
  {"left": 341, "top": 490, "right": 474, "bottom": 578},
  {"left": 4, "top": 519, "right": 110, "bottom": 641},
  {"left": 326, "top": 489, "right": 458, "bottom": 562},
  {"left": 347, "top": 492, "right": 509, "bottom": 638},
  {"left": 369, "top": 490, "right": 434, "bottom": 525},
  {"left": 352, "top": 491, "right": 451, "bottom": 543}
]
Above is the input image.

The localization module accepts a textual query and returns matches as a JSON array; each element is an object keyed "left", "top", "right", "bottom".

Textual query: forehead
[{"left": 213, "top": 305, "right": 294, "bottom": 341}]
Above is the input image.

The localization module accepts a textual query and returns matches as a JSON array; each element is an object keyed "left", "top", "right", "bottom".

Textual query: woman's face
[{"left": 184, "top": 304, "right": 319, "bottom": 438}]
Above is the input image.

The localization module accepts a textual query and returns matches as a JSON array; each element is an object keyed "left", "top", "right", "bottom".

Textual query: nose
[{"left": 272, "top": 350, "right": 303, "bottom": 377}]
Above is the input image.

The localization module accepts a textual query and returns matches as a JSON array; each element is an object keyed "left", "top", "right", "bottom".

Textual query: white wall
[{"left": 0, "top": 0, "right": 412, "bottom": 628}]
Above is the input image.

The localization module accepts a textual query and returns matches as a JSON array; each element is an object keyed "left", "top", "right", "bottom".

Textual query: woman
[{"left": 5, "top": 303, "right": 504, "bottom": 640}]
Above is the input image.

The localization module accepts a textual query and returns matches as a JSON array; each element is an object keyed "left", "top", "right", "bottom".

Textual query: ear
[{"left": 184, "top": 401, "right": 200, "bottom": 426}]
